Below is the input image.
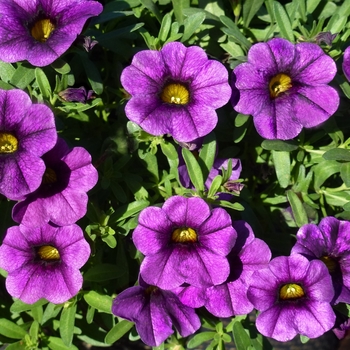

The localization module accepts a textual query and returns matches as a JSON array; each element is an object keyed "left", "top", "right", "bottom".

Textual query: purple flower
[
  {"left": 112, "top": 276, "right": 200, "bottom": 347},
  {"left": 291, "top": 216, "right": 350, "bottom": 304},
  {"left": 247, "top": 254, "right": 335, "bottom": 342},
  {"left": 121, "top": 42, "right": 232, "bottom": 142},
  {"left": 133, "top": 195, "right": 236, "bottom": 290},
  {"left": 233, "top": 38, "right": 339, "bottom": 140},
  {"left": 0, "top": 0, "right": 103, "bottom": 67},
  {"left": 343, "top": 46, "right": 350, "bottom": 81},
  {"left": 58, "top": 86, "right": 95, "bottom": 103},
  {"left": 174, "top": 221, "right": 271, "bottom": 317},
  {"left": 314, "top": 32, "right": 337, "bottom": 46},
  {"left": 0, "top": 89, "right": 57, "bottom": 200},
  {"left": 0, "top": 223, "right": 90, "bottom": 304},
  {"left": 12, "top": 137, "right": 98, "bottom": 227}
]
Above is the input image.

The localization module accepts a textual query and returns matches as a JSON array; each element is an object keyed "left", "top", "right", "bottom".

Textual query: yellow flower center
[
  {"left": 31, "top": 19, "right": 55, "bottom": 42},
  {"left": 279, "top": 283, "right": 305, "bottom": 300},
  {"left": 37, "top": 245, "right": 60, "bottom": 261},
  {"left": 171, "top": 227, "right": 197, "bottom": 243},
  {"left": 42, "top": 167, "right": 57, "bottom": 184},
  {"left": 321, "top": 256, "right": 337, "bottom": 273},
  {"left": 0, "top": 132, "right": 18, "bottom": 154},
  {"left": 160, "top": 83, "right": 190, "bottom": 105},
  {"left": 269, "top": 73, "right": 292, "bottom": 99}
]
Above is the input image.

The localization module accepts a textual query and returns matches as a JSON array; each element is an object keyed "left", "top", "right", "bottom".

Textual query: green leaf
[
  {"left": 287, "top": 190, "right": 308, "bottom": 227},
  {"left": 198, "top": 132, "right": 217, "bottom": 182},
  {"left": 0, "top": 319, "right": 27, "bottom": 339},
  {"left": 313, "top": 160, "right": 340, "bottom": 190},
  {"left": 42, "top": 303, "right": 62, "bottom": 325},
  {"left": 232, "top": 320, "right": 251, "bottom": 350},
  {"left": 274, "top": 2, "right": 294, "bottom": 42},
  {"left": 341, "top": 163, "right": 350, "bottom": 187},
  {"left": 10, "top": 299, "right": 48, "bottom": 313},
  {"left": 160, "top": 141, "right": 178, "bottom": 160},
  {"left": 323, "top": 148, "right": 350, "bottom": 161},
  {"left": 215, "top": 200, "right": 244, "bottom": 211},
  {"left": 140, "top": 0, "right": 162, "bottom": 23},
  {"left": 306, "top": 0, "right": 322, "bottom": 14},
  {"left": 181, "top": 12, "right": 206, "bottom": 42},
  {"left": 29, "top": 321, "right": 39, "bottom": 344},
  {"left": 110, "top": 200, "right": 150, "bottom": 223},
  {"left": 158, "top": 12, "right": 172, "bottom": 42},
  {"left": 48, "top": 336, "right": 78, "bottom": 350},
  {"left": 60, "top": 303, "right": 77, "bottom": 347},
  {"left": 0, "top": 61, "right": 15, "bottom": 82},
  {"left": 243, "top": 0, "right": 264, "bottom": 27},
  {"left": 101, "top": 234, "right": 117, "bottom": 248},
  {"left": 84, "top": 291, "right": 113, "bottom": 314},
  {"left": 105, "top": 320, "right": 134, "bottom": 344},
  {"left": 300, "top": 335, "right": 309, "bottom": 344},
  {"left": 84, "top": 263, "right": 125, "bottom": 282},
  {"left": 31, "top": 305, "right": 43, "bottom": 324},
  {"left": 10, "top": 65, "right": 35, "bottom": 89},
  {"left": 187, "top": 331, "right": 216, "bottom": 348},
  {"left": 51, "top": 59, "right": 71, "bottom": 74},
  {"left": 261, "top": 139, "right": 298, "bottom": 152},
  {"left": 35, "top": 68, "right": 52, "bottom": 100},
  {"left": 182, "top": 148, "right": 204, "bottom": 192},
  {"left": 272, "top": 150, "right": 290, "bottom": 188},
  {"left": 324, "top": 190, "right": 350, "bottom": 207},
  {"left": 79, "top": 53, "right": 103, "bottom": 94},
  {"left": 207, "top": 175, "right": 223, "bottom": 198},
  {"left": 220, "top": 16, "right": 252, "bottom": 50}
]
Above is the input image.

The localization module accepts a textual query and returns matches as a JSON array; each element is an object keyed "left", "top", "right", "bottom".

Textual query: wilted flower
[
  {"left": 0, "top": 89, "right": 57, "bottom": 200},
  {"left": 0, "top": 223, "right": 90, "bottom": 304},
  {"left": 291, "top": 216, "right": 350, "bottom": 304},
  {"left": 59, "top": 86, "right": 95, "bottom": 103},
  {"left": 232, "top": 38, "right": 339, "bottom": 139},
  {"left": 112, "top": 276, "right": 200, "bottom": 347},
  {"left": 133, "top": 195, "right": 236, "bottom": 290},
  {"left": 0, "top": 0, "right": 103, "bottom": 66},
  {"left": 315, "top": 31, "right": 337, "bottom": 46},
  {"left": 121, "top": 41, "right": 232, "bottom": 142},
  {"left": 247, "top": 254, "right": 335, "bottom": 342},
  {"left": 12, "top": 137, "right": 98, "bottom": 227},
  {"left": 76, "top": 35, "right": 98, "bottom": 52}
]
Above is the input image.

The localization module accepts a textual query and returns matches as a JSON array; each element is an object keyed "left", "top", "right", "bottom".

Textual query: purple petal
[{"left": 343, "top": 46, "right": 350, "bottom": 81}]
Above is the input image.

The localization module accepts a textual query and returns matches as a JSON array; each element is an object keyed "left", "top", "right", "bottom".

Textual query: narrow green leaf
[
  {"left": 110, "top": 200, "right": 150, "bottom": 223},
  {"left": 306, "top": 0, "right": 322, "bottom": 14},
  {"left": 198, "top": 132, "right": 216, "bottom": 182},
  {"left": 341, "top": 163, "right": 350, "bottom": 187},
  {"left": 105, "top": 320, "right": 134, "bottom": 344},
  {"left": 48, "top": 336, "right": 78, "bottom": 350},
  {"left": 272, "top": 150, "right": 290, "bottom": 188},
  {"left": 287, "top": 190, "right": 308, "bottom": 227},
  {"left": 0, "top": 319, "right": 27, "bottom": 339},
  {"left": 86, "top": 306, "right": 95, "bottom": 324},
  {"left": 187, "top": 331, "right": 216, "bottom": 348},
  {"left": 31, "top": 305, "right": 43, "bottom": 324},
  {"left": 42, "top": 303, "right": 62, "bottom": 325},
  {"left": 10, "top": 65, "right": 35, "bottom": 89},
  {"left": 29, "top": 321, "right": 39, "bottom": 343},
  {"left": 207, "top": 175, "right": 223, "bottom": 198},
  {"left": 274, "top": 2, "right": 294, "bottom": 42},
  {"left": 84, "top": 263, "right": 125, "bottom": 281},
  {"left": 60, "top": 303, "right": 77, "bottom": 347},
  {"left": 243, "top": 0, "right": 264, "bottom": 27},
  {"left": 4, "top": 341, "right": 26, "bottom": 350},
  {"left": 220, "top": 16, "right": 252, "bottom": 49},
  {"left": 158, "top": 12, "right": 172, "bottom": 42},
  {"left": 160, "top": 141, "right": 178, "bottom": 160},
  {"left": 215, "top": 200, "right": 244, "bottom": 211},
  {"left": 323, "top": 148, "right": 350, "bottom": 161},
  {"left": 232, "top": 320, "right": 251, "bottom": 350},
  {"left": 35, "top": 68, "right": 52, "bottom": 100},
  {"left": 261, "top": 139, "right": 298, "bottom": 152},
  {"left": 140, "top": 0, "right": 162, "bottom": 23},
  {"left": 181, "top": 12, "right": 206, "bottom": 42},
  {"left": 79, "top": 53, "right": 103, "bottom": 94},
  {"left": 182, "top": 148, "right": 204, "bottom": 192},
  {"left": 84, "top": 291, "right": 113, "bottom": 314},
  {"left": 10, "top": 299, "right": 48, "bottom": 313}
]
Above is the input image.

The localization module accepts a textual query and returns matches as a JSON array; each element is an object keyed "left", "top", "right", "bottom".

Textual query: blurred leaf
[
  {"left": 48, "top": 336, "right": 78, "bottom": 350},
  {"left": 0, "top": 61, "right": 15, "bottom": 82},
  {"left": 243, "top": 0, "right": 264, "bottom": 27},
  {"left": 187, "top": 331, "right": 216, "bottom": 348},
  {"left": 84, "top": 291, "right": 113, "bottom": 314},
  {"left": 182, "top": 148, "right": 204, "bottom": 192},
  {"left": 158, "top": 12, "right": 172, "bottom": 42},
  {"left": 181, "top": 12, "right": 206, "bottom": 42},
  {"left": 60, "top": 303, "right": 77, "bottom": 347},
  {"left": 272, "top": 150, "right": 290, "bottom": 188},
  {"left": 262, "top": 139, "right": 298, "bottom": 152},
  {"left": 84, "top": 263, "right": 125, "bottom": 281},
  {"left": 35, "top": 68, "right": 52, "bottom": 99},
  {"left": 0, "top": 319, "right": 27, "bottom": 339},
  {"left": 105, "top": 320, "right": 134, "bottom": 344},
  {"left": 323, "top": 148, "right": 350, "bottom": 161},
  {"left": 287, "top": 190, "right": 309, "bottom": 227},
  {"left": 274, "top": 2, "right": 294, "bottom": 42},
  {"left": 10, "top": 64, "right": 35, "bottom": 89},
  {"left": 306, "top": 0, "right": 322, "bottom": 14},
  {"left": 341, "top": 163, "right": 350, "bottom": 187},
  {"left": 140, "top": 0, "right": 162, "bottom": 23}
]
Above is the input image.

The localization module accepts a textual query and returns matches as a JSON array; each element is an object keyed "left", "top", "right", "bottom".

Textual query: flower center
[
  {"left": 145, "top": 286, "right": 158, "bottom": 295},
  {"left": 31, "top": 19, "right": 55, "bottom": 42},
  {"left": 171, "top": 227, "right": 197, "bottom": 243},
  {"left": 0, "top": 132, "right": 18, "bottom": 154},
  {"left": 36, "top": 245, "right": 60, "bottom": 261},
  {"left": 269, "top": 73, "right": 292, "bottom": 98},
  {"left": 42, "top": 167, "right": 57, "bottom": 184},
  {"left": 279, "top": 283, "right": 305, "bottom": 300},
  {"left": 321, "top": 255, "right": 337, "bottom": 273},
  {"left": 160, "top": 83, "right": 190, "bottom": 105}
]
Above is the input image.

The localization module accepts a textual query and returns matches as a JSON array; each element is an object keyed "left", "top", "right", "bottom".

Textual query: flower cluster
[{"left": 0, "top": 89, "right": 98, "bottom": 304}]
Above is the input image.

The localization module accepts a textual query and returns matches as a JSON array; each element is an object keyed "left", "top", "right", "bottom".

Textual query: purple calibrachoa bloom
[
  {"left": 247, "top": 254, "right": 336, "bottom": 342},
  {"left": 174, "top": 221, "right": 271, "bottom": 317},
  {"left": 232, "top": 38, "right": 339, "bottom": 140},
  {"left": 0, "top": 89, "right": 57, "bottom": 200},
  {"left": 291, "top": 216, "right": 350, "bottom": 304},
  {"left": 0, "top": 223, "right": 90, "bottom": 304},
  {"left": 121, "top": 41, "right": 232, "bottom": 142},
  {"left": 12, "top": 137, "right": 98, "bottom": 228},
  {"left": 133, "top": 195, "right": 236, "bottom": 290},
  {"left": 112, "top": 276, "right": 201, "bottom": 347},
  {"left": 0, "top": 0, "right": 103, "bottom": 67},
  {"left": 343, "top": 46, "right": 350, "bottom": 81}
]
